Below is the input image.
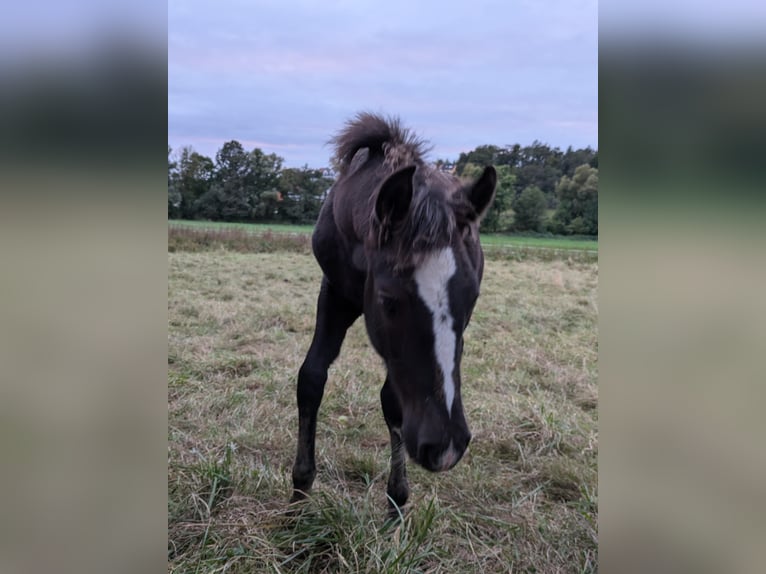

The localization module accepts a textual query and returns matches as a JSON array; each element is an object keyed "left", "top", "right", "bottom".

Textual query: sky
[{"left": 169, "top": 0, "right": 598, "bottom": 168}]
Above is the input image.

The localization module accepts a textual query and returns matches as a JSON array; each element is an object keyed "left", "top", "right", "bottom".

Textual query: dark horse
[{"left": 292, "top": 113, "right": 496, "bottom": 514}]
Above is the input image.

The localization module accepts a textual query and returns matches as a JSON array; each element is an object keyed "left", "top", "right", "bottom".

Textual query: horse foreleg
[
  {"left": 291, "top": 360, "right": 324, "bottom": 501},
  {"left": 381, "top": 378, "right": 409, "bottom": 516},
  {"left": 291, "top": 279, "right": 359, "bottom": 502}
]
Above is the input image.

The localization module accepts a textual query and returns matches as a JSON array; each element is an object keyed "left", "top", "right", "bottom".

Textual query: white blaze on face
[{"left": 413, "top": 247, "right": 457, "bottom": 417}]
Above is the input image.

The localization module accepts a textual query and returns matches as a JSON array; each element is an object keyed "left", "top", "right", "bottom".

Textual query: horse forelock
[{"left": 368, "top": 174, "right": 475, "bottom": 270}]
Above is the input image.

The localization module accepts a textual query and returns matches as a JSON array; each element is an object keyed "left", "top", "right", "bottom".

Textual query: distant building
[
  {"left": 320, "top": 167, "right": 337, "bottom": 179},
  {"left": 436, "top": 161, "right": 456, "bottom": 174}
]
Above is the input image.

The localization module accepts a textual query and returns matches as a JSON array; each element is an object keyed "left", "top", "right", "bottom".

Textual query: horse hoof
[
  {"left": 386, "top": 501, "right": 407, "bottom": 522},
  {"left": 290, "top": 489, "right": 310, "bottom": 504}
]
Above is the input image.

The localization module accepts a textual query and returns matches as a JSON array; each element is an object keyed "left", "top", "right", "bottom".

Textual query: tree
[
  {"left": 211, "top": 140, "right": 252, "bottom": 221},
  {"left": 277, "top": 166, "right": 331, "bottom": 223},
  {"left": 494, "top": 143, "right": 522, "bottom": 168},
  {"left": 513, "top": 141, "right": 564, "bottom": 208},
  {"left": 561, "top": 145, "right": 598, "bottom": 177},
  {"left": 193, "top": 141, "right": 285, "bottom": 222},
  {"left": 551, "top": 164, "right": 598, "bottom": 235},
  {"left": 248, "top": 148, "right": 284, "bottom": 220},
  {"left": 168, "top": 145, "right": 181, "bottom": 218},
  {"left": 173, "top": 146, "right": 214, "bottom": 219},
  {"left": 456, "top": 145, "right": 504, "bottom": 176},
  {"left": 511, "top": 186, "right": 547, "bottom": 232}
]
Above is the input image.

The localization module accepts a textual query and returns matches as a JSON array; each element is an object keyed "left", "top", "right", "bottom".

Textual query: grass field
[
  {"left": 168, "top": 245, "right": 598, "bottom": 572},
  {"left": 168, "top": 220, "right": 598, "bottom": 253},
  {"left": 170, "top": 220, "right": 318, "bottom": 235},
  {"left": 477, "top": 234, "right": 597, "bottom": 252}
]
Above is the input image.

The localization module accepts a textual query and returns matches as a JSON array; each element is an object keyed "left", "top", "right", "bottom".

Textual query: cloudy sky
[{"left": 169, "top": 0, "right": 598, "bottom": 168}]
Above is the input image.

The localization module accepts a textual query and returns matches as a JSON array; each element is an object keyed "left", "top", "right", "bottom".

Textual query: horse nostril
[{"left": 416, "top": 442, "right": 443, "bottom": 472}]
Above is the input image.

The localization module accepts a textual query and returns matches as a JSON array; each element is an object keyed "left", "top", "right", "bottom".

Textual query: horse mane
[{"left": 330, "top": 112, "right": 432, "bottom": 174}]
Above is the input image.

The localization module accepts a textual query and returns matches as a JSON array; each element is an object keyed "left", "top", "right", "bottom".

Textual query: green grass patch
[{"left": 480, "top": 233, "right": 597, "bottom": 252}]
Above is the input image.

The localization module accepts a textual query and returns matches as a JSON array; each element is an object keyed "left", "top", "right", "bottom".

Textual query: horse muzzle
[{"left": 406, "top": 420, "right": 471, "bottom": 472}]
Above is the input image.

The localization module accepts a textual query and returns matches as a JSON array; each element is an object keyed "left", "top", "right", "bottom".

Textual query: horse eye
[{"left": 379, "top": 294, "right": 397, "bottom": 316}]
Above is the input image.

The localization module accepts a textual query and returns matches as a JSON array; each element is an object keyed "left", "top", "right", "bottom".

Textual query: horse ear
[
  {"left": 467, "top": 165, "right": 497, "bottom": 221},
  {"left": 375, "top": 165, "right": 416, "bottom": 227}
]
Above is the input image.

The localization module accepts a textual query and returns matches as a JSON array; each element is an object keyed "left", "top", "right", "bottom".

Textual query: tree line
[
  {"left": 169, "top": 139, "right": 597, "bottom": 235},
  {"left": 452, "top": 142, "right": 598, "bottom": 235},
  {"left": 168, "top": 141, "right": 332, "bottom": 224}
]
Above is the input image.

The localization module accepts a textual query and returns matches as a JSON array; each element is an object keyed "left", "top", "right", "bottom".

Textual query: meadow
[
  {"left": 168, "top": 220, "right": 598, "bottom": 254},
  {"left": 168, "top": 237, "right": 598, "bottom": 572}
]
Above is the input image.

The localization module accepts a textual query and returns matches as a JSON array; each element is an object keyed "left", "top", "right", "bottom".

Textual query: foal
[{"left": 291, "top": 112, "right": 496, "bottom": 513}]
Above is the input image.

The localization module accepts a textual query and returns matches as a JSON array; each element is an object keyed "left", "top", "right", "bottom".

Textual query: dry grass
[
  {"left": 168, "top": 225, "right": 597, "bottom": 263},
  {"left": 168, "top": 246, "right": 598, "bottom": 573},
  {"left": 168, "top": 225, "right": 312, "bottom": 255}
]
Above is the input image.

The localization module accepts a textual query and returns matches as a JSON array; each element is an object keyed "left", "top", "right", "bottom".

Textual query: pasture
[
  {"left": 168, "top": 244, "right": 598, "bottom": 572},
  {"left": 168, "top": 220, "right": 599, "bottom": 254}
]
